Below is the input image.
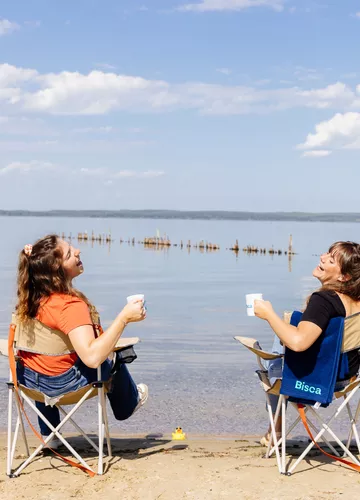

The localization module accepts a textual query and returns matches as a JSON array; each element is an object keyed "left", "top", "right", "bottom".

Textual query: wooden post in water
[{"left": 288, "top": 234, "right": 293, "bottom": 273}]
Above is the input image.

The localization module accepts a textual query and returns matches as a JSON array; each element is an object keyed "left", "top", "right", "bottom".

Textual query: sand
[{"left": 1, "top": 434, "right": 360, "bottom": 500}]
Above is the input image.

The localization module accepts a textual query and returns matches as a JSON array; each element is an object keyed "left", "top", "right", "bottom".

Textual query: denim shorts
[{"left": 16, "top": 358, "right": 113, "bottom": 398}]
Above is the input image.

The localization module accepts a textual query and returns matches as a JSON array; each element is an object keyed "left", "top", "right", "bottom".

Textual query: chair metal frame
[
  {"left": 235, "top": 335, "right": 360, "bottom": 475},
  {"left": 0, "top": 336, "right": 140, "bottom": 477}
]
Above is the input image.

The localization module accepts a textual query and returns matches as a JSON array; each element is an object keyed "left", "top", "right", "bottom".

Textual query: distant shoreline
[{"left": 1, "top": 209, "right": 360, "bottom": 223}]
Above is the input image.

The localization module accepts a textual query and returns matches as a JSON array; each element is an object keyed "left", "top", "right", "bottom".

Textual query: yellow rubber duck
[{"left": 172, "top": 427, "right": 186, "bottom": 440}]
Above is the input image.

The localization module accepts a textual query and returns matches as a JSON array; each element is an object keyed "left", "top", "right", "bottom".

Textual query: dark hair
[
  {"left": 16, "top": 234, "right": 93, "bottom": 322},
  {"left": 320, "top": 241, "right": 360, "bottom": 300}
]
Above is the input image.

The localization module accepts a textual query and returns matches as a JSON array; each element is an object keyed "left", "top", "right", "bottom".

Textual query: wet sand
[{"left": 1, "top": 434, "right": 360, "bottom": 500}]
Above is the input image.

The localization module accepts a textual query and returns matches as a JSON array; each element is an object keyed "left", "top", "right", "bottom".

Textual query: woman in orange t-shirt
[{"left": 16, "top": 234, "right": 148, "bottom": 447}]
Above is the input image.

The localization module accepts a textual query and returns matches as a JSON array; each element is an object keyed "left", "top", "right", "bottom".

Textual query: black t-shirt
[{"left": 301, "top": 290, "right": 359, "bottom": 378}]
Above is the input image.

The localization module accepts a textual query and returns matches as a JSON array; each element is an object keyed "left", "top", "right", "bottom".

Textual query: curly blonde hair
[{"left": 16, "top": 234, "right": 94, "bottom": 322}]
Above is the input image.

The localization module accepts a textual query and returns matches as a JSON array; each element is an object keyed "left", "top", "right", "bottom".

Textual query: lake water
[{"left": 0, "top": 216, "right": 359, "bottom": 437}]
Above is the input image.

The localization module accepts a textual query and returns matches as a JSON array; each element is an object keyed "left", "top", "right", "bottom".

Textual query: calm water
[{"left": 0, "top": 216, "right": 359, "bottom": 436}]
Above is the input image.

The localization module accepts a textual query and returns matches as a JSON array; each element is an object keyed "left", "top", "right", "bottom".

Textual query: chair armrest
[
  {"left": 234, "top": 336, "right": 283, "bottom": 360},
  {"left": 113, "top": 337, "right": 140, "bottom": 351},
  {"left": 0, "top": 337, "right": 141, "bottom": 356}
]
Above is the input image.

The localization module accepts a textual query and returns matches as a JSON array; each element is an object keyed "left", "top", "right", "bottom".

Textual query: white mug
[
  {"left": 126, "top": 294, "right": 145, "bottom": 304},
  {"left": 245, "top": 293, "right": 263, "bottom": 317}
]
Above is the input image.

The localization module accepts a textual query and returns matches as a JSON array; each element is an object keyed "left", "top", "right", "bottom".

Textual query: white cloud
[
  {"left": 294, "top": 66, "right": 321, "bottom": 82},
  {"left": 0, "top": 62, "right": 359, "bottom": 117},
  {"left": 177, "top": 0, "right": 285, "bottom": 12},
  {"left": 342, "top": 72, "right": 357, "bottom": 80},
  {"left": 21, "top": 69, "right": 176, "bottom": 114},
  {"left": 72, "top": 126, "right": 113, "bottom": 134},
  {"left": 0, "top": 162, "right": 164, "bottom": 180},
  {"left": 356, "top": 12, "right": 360, "bottom": 18},
  {"left": 0, "top": 63, "right": 38, "bottom": 88},
  {"left": 80, "top": 167, "right": 165, "bottom": 179},
  {"left": 298, "top": 112, "right": 360, "bottom": 152},
  {"left": 0, "top": 137, "right": 152, "bottom": 153},
  {"left": 296, "top": 82, "right": 354, "bottom": 109},
  {"left": 141, "top": 170, "right": 165, "bottom": 178},
  {"left": 216, "top": 68, "right": 232, "bottom": 75},
  {"left": 0, "top": 160, "right": 55, "bottom": 176},
  {"left": 94, "top": 62, "right": 117, "bottom": 70},
  {"left": 0, "top": 19, "right": 20, "bottom": 36},
  {"left": 80, "top": 167, "right": 107, "bottom": 176},
  {"left": 302, "top": 150, "right": 332, "bottom": 158}
]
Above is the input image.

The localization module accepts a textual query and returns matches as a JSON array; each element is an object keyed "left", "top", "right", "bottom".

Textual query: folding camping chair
[
  {"left": 235, "top": 312, "right": 360, "bottom": 475},
  {"left": 0, "top": 316, "right": 140, "bottom": 478}
]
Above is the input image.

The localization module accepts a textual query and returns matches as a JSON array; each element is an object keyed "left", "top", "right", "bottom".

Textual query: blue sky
[{"left": 1, "top": 0, "right": 360, "bottom": 211}]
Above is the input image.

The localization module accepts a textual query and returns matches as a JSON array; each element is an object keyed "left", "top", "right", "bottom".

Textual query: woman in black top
[{"left": 255, "top": 241, "right": 360, "bottom": 444}]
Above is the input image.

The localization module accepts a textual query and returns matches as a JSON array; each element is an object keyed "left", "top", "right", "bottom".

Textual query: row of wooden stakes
[
  {"left": 229, "top": 241, "right": 295, "bottom": 256},
  {"left": 61, "top": 232, "right": 295, "bottom": 256},
  {"left": 143, "top": 238, "right": 220, "bottom": 251},
  {"left": 60, "top": 233, "right": 221, "bottom": 251}
]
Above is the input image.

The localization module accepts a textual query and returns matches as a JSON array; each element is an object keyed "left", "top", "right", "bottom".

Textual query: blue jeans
[{"left": 17, "top": 358, "right": 139, "bottom": 436}]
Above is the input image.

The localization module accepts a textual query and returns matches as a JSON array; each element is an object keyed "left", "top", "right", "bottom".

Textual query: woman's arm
[
  {"left": 68, "top": 300, "right": 145, "bottom": 368},
  {"left": 254, "top": 300, "right": 322, "bottom": 352}
]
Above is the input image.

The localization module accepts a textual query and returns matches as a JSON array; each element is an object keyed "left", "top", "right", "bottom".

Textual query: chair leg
[
  {"left": 10, "top": 417, "right": 21, "bottom": 466},
  {"left": 344, "top": 397, "right": 360, "bottom": 455},
  {"left": 58, "top": 406, "right": 100, "bottom": 452},
  {"left": 304, "top": 415, "right": 339, "bottom": 456},
  {"left": 288, "top": 396, "right": 360, "bottom": 475},
  {"left": 98, "top": 388, "right": 104, "bottom": 475},
  {"left": 281, "top": 397, "right": 286, "bottom": 474},
  {"left": 11, "top": 389, "right": 96, "bottom": 477},
  {"left": 308, "top": 406, "right": 360, "bottom": 464},
  {"left": 265, "top": 393, "right": 282, "bottom": 473},
  {"left": 14, "top": 395, "right": 30, "bottom": 458},
  {"left": 7, "top": 384, "right": 14, "bottom": 476},
  {"left": 269, "top": 405, "right": 303, "bottom": 457},
  {"left": 353, "top": 400, "right": 360, "bottom": 454},
  {"left": 311, "top": 402, "right": 360, "bottom": 462},
  {"left": 101, "top": 388, "right": 112, "bottom": 458}
]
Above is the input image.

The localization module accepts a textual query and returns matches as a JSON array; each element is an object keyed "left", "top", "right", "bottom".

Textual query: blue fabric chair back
[{"left": 280, "top": 311, "right": 345, "bottom": 406}]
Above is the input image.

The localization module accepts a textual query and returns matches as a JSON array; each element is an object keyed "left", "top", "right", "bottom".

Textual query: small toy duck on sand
[{"left": 172, "top": 427, "right": 186, "bottom": 440}]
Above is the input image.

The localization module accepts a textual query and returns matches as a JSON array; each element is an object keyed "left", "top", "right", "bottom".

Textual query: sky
[{"left": 1, "top": 0, "right": 360, "bottom": 212}]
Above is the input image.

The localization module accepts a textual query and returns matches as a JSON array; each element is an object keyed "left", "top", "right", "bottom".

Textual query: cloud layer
[
  {"left": 2, "top": 63, "right": 360, "bottom": 118},
  {"left": 0, "top": 161, "right": 165, "bottom": 181},
  {"left": 3, "top": 63, "right": 360, "bottom": 159},
  {"left": 0, "top": 19, "right": 19, "bottom": 36},
  {"left": 0, "top": 160, "right": 54, "bottom": 176},
  {"left": 177, "top": 0, "right": 285, "bottom": 12}
]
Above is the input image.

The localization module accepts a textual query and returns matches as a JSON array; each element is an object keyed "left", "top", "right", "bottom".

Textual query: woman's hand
[
  {"left": 121, "top": 299, "right": 146, "bottom": 324},
  {"left": 254, "top": 299, "right": 274, "bottom": 321}
]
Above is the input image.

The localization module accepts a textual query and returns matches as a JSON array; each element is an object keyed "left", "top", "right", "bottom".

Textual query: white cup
[
  {"left": 127, "top": 294, "right": 145, "bottom": 304},
  {"left": 245, "top": 293, "right": 263, "bottom": 316}
]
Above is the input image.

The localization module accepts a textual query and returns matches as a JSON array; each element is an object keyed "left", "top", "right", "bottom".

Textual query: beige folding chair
[
  {"left": 235, "top": 312, "right": 360, "bottom": 475},
  {"left": 1, "top": 316, "right": 140, "bottom": 478}
]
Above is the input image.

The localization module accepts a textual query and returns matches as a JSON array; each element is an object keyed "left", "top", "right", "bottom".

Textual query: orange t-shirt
[{"left": 19, "top": 293, "right": 93, "bottom": 376}]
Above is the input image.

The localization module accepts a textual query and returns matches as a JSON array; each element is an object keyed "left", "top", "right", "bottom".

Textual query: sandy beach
[{"left": 1, "top": 434, "right": 360, "bottom": 500}]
